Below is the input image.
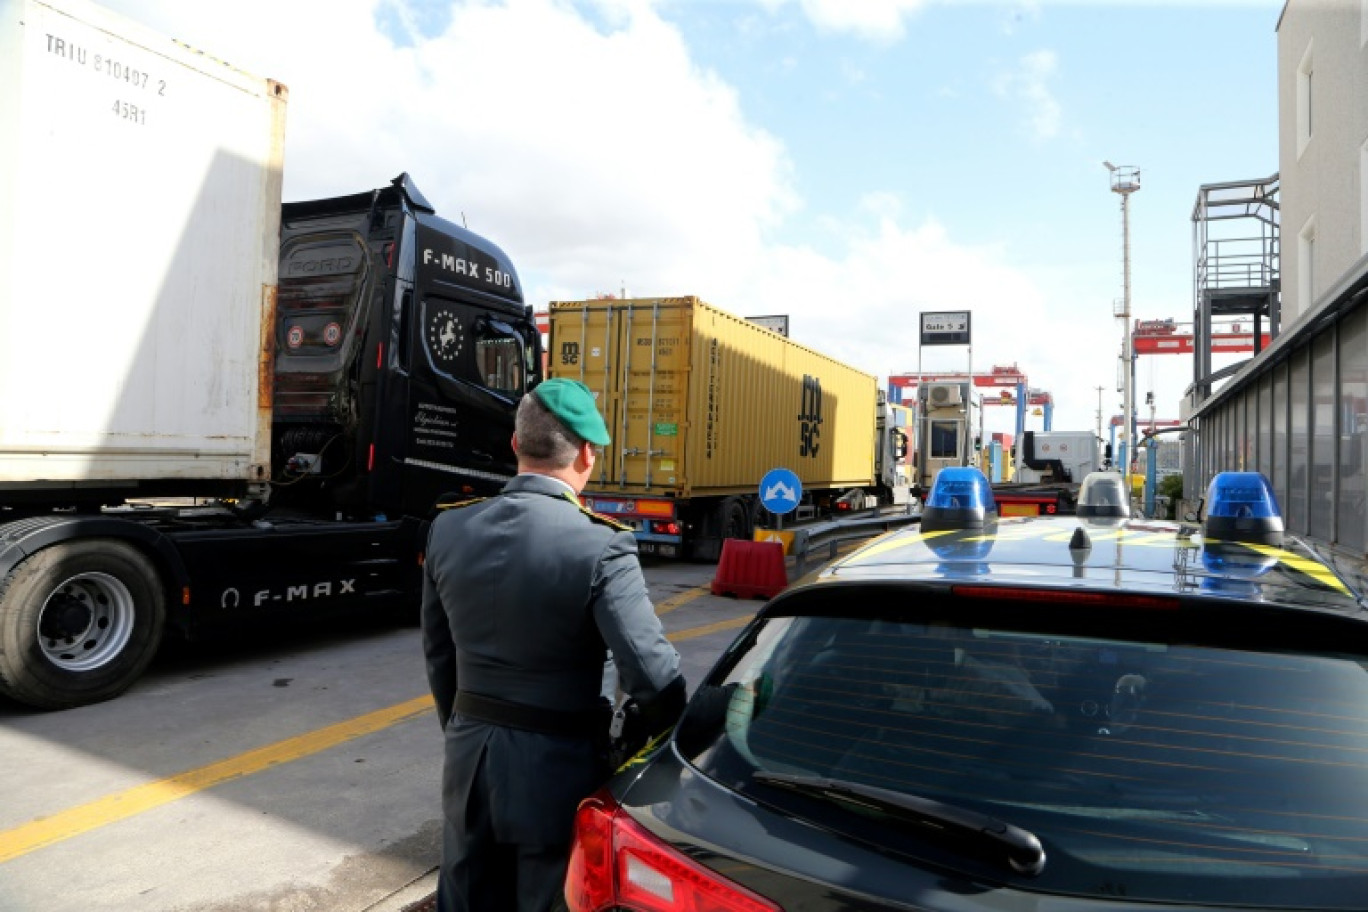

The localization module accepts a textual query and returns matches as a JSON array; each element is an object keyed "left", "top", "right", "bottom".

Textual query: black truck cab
[{"left": 273, "top": 173, "right": 541, "bottom": 518}]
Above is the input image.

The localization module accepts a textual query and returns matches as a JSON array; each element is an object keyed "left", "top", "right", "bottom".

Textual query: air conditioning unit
[{"left": 927, "top": 383, "right": 963, "bottom": 407}]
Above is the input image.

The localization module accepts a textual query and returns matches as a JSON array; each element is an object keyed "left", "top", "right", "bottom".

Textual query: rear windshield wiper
[{"left": 752, "top": 771, "right": 1046, "bottom": 876}]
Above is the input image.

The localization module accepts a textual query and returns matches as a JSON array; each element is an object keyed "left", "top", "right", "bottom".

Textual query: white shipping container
[{"left": 0, "top": 0, "right": 286, "bottom": 488}]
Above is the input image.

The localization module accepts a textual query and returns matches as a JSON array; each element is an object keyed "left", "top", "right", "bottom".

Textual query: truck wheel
[
  {"left": 721, "top": 497, "right": 751, "bottom": 542},
  {"left": 686, "top": 498, "right": 750, "bottom": 563},
  {"left": 752, "top": 500, "right": 777, "bottom": 533},
  {"left": 0, "top": 540, "right": 166, "bottom": 710}
]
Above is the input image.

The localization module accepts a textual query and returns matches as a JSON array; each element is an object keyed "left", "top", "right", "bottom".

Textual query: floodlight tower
[
  {"left": 1095, "top": 385, "right": 1104, "bottom": 442},
  {"left": 1104, "top": 161, "right": 1140, "bottom": 494}
]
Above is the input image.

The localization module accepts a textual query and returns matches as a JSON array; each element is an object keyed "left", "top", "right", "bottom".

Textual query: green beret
[{"left": 532, "top": 378, "right": 610, "bottom": 446}]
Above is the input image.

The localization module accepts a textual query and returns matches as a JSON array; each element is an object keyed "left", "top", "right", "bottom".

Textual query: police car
[{"left": 565, "top": 468, "right": 1368, "bottom": 911}]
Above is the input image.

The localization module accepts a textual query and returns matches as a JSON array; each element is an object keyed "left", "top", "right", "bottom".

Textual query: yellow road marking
[
  {"left": 670, "top": 615, "right": 753, "bottom": 641},
  {"left": 837, "top": 531, "right": 948, "bottom": 565},
  {"left": 655, "top": 584, "right": 709, "bottom": 616},
  {"left": 0, "top": 696, "right": 433, "bottom": 865},
  {"left": 0, "top": 602, "right": 760, "bottom": 865}
]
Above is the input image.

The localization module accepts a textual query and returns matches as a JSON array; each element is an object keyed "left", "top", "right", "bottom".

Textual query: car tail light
[{"left": 565, "top": 789, "right": 781, "bottom": 912}]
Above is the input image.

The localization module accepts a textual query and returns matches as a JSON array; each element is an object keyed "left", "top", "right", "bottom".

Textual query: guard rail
[{"left": 783, "top": 507, "right": 921, "bottom": 578}]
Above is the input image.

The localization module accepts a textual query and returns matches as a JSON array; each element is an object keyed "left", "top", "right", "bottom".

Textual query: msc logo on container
[{"left": 798, "top": 374, "right": 823, "bottom": 457}]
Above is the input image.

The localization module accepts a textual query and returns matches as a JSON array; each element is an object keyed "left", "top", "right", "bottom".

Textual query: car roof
[{"left": 805, "top": 514, "right": 1366, "bottom": 617}]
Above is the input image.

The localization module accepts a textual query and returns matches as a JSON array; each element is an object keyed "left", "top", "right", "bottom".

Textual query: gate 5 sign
[{"left": 920, "top": 311, "right": 971, "bottom": 346}]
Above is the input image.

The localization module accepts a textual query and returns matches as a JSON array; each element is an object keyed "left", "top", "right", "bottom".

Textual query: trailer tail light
[
  {"left": 835, "top": 501, "right": 852, "bottom": 513},
  {"left": 650, "top": 521, "right": 681, "bottom": 536},
  {"left": 566, "top": 790, "right": 780, "bottom": 912},
  {"left": 1045, "top": 503, "right": 1057, "bottom": 514}
]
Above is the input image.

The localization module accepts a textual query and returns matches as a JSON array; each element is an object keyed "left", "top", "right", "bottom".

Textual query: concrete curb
[{"left": 364, "top": 869, "right": 438, "bottom": 912}]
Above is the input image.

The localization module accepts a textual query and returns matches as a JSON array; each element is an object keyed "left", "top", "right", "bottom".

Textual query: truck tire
[
  {"left": 721, "top": 497, "right": 751, "bottom": 542},
  {"left": 751, "top": 499, "right": 772, "bottom": 531},
  {"left": 0, "top": 540, "right": 166, "bottom": 710}
]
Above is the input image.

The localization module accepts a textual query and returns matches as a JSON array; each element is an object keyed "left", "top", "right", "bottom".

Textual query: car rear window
[{"left": 682, "top": 603, "right": 1368, "bottom": 908}]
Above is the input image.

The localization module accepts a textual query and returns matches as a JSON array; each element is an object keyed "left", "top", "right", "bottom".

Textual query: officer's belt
[{"left": 454, "top": 691, "right": 601, "bottom": 737}]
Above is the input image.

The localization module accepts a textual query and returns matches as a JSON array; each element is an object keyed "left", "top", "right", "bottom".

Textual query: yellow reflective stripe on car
[
  {"left": 984, "top": 524, "right": 1052, "bottom": 542},
  {"left": 1243, "top": 543, "right": 1352, "bottom": 596},
  {"left": 843, "top": 529, "right": 957, "bottom": 564},
  {"left": 840, "top": 522, "right": 1354, "bottom": 598},
  {"left": 1044, "top": 527, "right": 1124, "bottom": 543},
  {"left": 1039, "top": 528, "right": 1196, "bottom": 549}
]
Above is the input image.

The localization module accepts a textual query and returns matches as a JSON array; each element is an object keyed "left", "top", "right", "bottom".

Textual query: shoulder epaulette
[
  {"left": 435, "top": 496, "right": 488, "bottom": 512},
  {"left": 575, "top": 501, "right": 633, "bottom": 532},
  {"left": 551, "top": 491, "right": 633, "bottom": 532}
]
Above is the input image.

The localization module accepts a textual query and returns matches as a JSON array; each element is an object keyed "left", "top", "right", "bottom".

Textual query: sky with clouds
[{"left": 100, "top": 0, "right": 1286, "bottom": 442}]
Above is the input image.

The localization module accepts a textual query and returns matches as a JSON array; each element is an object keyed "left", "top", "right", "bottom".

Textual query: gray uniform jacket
[{"left": 420, "top": 472, "right": 681, "bottom": 845}]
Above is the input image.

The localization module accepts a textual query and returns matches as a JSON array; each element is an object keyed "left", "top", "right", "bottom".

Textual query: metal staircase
[{"left": 1190, "top": 175, "right": 1280, "bottom": 403}]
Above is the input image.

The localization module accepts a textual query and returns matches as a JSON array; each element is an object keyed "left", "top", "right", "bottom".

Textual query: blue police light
[
  {"left": 1200, "top": 543, "right": 1278, "bottom": 599},
  {"left": 1202, "top": 544, "right": 1278, "bottom": 579},
  {"left": 926, "top": 531, "right": 996, "bottom": 576},
  {"left": 1202, "top": 471, "right": 1284, "bottom": 546},
  {"left": 922, "top": 467, "right": 997, "bottom": 533},
  {"left": 1076, "top": 471, "right": 1130, "bottom": 519}
]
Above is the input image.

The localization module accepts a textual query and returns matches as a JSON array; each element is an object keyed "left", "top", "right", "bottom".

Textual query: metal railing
[{"left": 782, "top": 507, "right": 922, "bottom": 578}]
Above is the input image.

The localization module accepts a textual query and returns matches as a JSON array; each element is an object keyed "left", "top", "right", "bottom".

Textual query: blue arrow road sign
[{"left": 759, "top": 468, "right": 803, "bottom": 515}]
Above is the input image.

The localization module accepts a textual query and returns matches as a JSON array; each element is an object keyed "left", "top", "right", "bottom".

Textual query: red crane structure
[
  {"left": 888, "top": 364, "right": 1053, "bottom": 444},
  {"left": 1132, "top": 317, "right": 1271, "bottom": 356}
]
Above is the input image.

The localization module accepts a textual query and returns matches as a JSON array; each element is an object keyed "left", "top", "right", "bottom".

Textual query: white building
[
  {"left": 1277, "top": 0, "right": 1368, "bottom": 322},
  {"left": 1190, "top": 0, "right": 1368, "bottom": 557}
]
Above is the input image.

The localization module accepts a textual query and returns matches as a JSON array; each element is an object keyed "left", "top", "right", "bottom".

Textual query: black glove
[{"left": 608, "top": 675, "right": 687, "bottom": 769}]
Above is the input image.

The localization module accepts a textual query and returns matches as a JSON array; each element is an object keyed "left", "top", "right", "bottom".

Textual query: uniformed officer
[{"left": 421, "top": 377, "right": 685, "bottom": 912}]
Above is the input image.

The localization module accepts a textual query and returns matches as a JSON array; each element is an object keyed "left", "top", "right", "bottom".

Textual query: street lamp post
[
  {"left": 1094, "top": 385, "right": 1103, "bottom": 440},
  {"left": 1104, "top": 161, "right": 1140, "bottom": 497}
]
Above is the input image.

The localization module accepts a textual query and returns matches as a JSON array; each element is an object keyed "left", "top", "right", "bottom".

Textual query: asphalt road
[{"left": 0, "top": 553, "right": 796, "bottom": 912}]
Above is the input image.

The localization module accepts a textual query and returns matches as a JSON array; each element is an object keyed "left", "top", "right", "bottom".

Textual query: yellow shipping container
[{"left": 547, "top": 296, "right": 880, "bottom": 557}]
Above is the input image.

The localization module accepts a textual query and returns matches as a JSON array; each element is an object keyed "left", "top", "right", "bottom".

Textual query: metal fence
[{"left": 785, "top": 508, "right": 921, "bottom": 578}]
